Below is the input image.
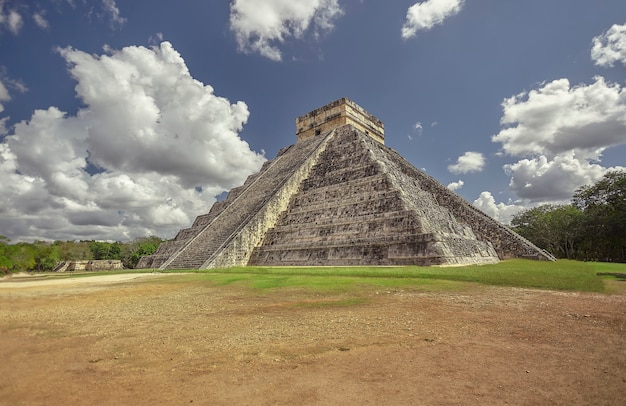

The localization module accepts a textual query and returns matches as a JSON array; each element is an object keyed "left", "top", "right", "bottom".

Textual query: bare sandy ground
[
  {"left": 0, "top": 272, "right": 164, "bottom": 288},
  {"left": 1, "top": 272, "right": 624, "bottom": 405}
]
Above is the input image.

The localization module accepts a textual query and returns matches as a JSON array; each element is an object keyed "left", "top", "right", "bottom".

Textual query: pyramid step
[
  {"left": 301, "top": 164, "right": 381, "bottom": 191},
  {"left": 291, "top": 174, "right": 390, "bottom": 205},
  {"left": 277, "top": 201, "right": 407, "bottom": 226},
  {"left": 286, "top": 189, "right": 404, "bottom": 214},
  {"left": 270, "top": 210, "right": 416, "bottom": 231}
]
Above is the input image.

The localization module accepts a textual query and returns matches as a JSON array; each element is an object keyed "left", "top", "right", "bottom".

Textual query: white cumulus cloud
[
  {"left": 503, "top": 152, "right": 622, "bottom": 202},
  {"left": 448, "top": 151, "right": 485, "bottom": 174},
  {"left": 229, "top": 0, "right": 343, "bottom": 61},
  {"left": 592, "top": 22, "right": 626, "bottom": 68},
  {"left": 492, "top": 76, "right": 626, "bottom": 202},
  {"left": 472, "top": 191, "right": 525, "bottom": 225},
  {"left": 402, "top": 0, "right": 464, "bottom": 39},
  {"left": 493, "top": 77, "right": 626, "bottom": 159},
  {"left": 0, "top": 41, "right": 265, "bottom": 242},
  {"left": 447, "top": 179, "right": 464, "bottom": 191}
]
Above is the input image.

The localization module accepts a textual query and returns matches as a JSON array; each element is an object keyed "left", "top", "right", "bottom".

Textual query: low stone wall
[{"left": 54, "top": 260, "right": 124, "bottom": 272}]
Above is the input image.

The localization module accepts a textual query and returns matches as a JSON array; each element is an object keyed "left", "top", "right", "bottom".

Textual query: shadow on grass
[{"left": 597, "top": 272, "right": 626, "bottom": 281}]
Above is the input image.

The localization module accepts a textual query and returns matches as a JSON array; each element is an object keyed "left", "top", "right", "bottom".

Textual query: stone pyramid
[{"left": 137, "top": 98, "right": 554, "bottom": 269}]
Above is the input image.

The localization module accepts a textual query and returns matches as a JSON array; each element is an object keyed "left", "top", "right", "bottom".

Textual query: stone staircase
[
  {"left": 138, "top": 131, "right": 333, "bottom": 270},
  {"left": 248, "top": 126, "right": 500, "bottom": 266}
]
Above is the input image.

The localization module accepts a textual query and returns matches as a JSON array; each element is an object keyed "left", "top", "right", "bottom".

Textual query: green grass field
[
  {"left": 152, "top": 259, "right": 624, "bottom": 293},
  {"left": 16, "top": 259, "right": 626, "bottom": 294}
]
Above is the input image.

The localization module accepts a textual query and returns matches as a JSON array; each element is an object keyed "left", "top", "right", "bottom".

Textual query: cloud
[
  {"left": 0, "top": 117, "right": 8, "bottom": 134},
  {"left": 33, "top": 12, "right": 49, "bottom": 29},
  {"left": 0, "top": 41, "right": 265, "bottom": 242},
  {"left": 229, "top": 0, "right": 343, "bottom": 61},
  {"left": 447, "top": 179, "right": 464, "bottom": 191},
  {"left": 0, "top": 79, "right": 9, "bottom": 112},
  {"left": 0, "top": 2, "right": 23, "bottom": 35},
  {"left": 402, "top": 0, "right": 464, "bottom": 39},
  {"left": 592, "top": 22, "right": 626, "bottom": 68},
  {"left": 101, "top": 0, "right": 126, "bottom": 29},
  {"left": 409, "top": 121, "right": 423, "bottom": 140},
  {"left": 492, "top": 77, "right": 626, "bottom": 159},
  {"left": 448, "top": 151, "right": 485, "bottom": 174},
  {"left": 472, "top": 191, "right": 525, "bottom": 225},
  {"left": 492, "top": 76, "right": 626, "bottom": 202},
  {"left": 0, "top": 71, "right": 26, "bottom": 113},
  {"left": 504, "top": 153, "right": 624, "bottom": 202}
]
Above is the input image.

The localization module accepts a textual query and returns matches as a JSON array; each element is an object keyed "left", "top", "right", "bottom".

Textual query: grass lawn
[
  {"left": 15, "top": 259, "right": 626, "bottom": 294},
  {"left": 157, "top": 259, "right": 624, "bottom": 293}
]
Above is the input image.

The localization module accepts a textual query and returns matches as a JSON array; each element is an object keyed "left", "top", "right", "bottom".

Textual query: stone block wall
[
  {"left": 296, "top": 98, "right": 384, "bottom": 144},
  {"left": 54, "top": 260, "right": 124, "bottom": 272},
  {"left": 371, "top": 140, "right": 556, "bottom": 261}
]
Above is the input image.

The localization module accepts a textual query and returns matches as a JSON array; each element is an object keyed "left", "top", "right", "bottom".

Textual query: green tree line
[
  {"left": 0, "top": 236, "right": 162, "bottom": 274},
  {"left": 512, "top": 171, "right": 626, "bottom": 262}
]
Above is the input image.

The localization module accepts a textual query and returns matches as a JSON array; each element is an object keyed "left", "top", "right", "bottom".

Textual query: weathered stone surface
[
  {"left": 138, "top": 131, "right": 333, "bottom": 269},
  {"left": 248, "top": 126, "right": 502, "bottom": 266},
  {"left": 53, "top": 260, "right": 124, "bottom": 272},
  {"left": 296, "top": 97, "right": 384, "bottom": 144},
  {"left": 138, "top": 98, "right": 554, "bottom": 269}
]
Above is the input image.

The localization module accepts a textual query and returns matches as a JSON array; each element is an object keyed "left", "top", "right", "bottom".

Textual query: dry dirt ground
[{"left": 0, "top": 272, "right": 625, "bottom": 405}]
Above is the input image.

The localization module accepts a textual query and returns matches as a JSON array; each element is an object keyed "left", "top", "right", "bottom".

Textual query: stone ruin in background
[
  {"left": 138, "top": 98, "right": 555, "bottom": 269},
  {"left": 53, "top": 260, "right": 124, "bottom": 272}
]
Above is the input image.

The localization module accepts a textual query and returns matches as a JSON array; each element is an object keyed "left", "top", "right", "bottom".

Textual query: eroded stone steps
[
  {"left": 257, "top": 231, "right": 439, "bottom": 248},
  {"left": 282, "top": 188, "right": 404, "bottom": 214},
  {"left": 267, "top": 209, "right": 417, "bottom": 231},
  {"left": 248, "top": 126, "right": 500, "bottom": 267},
  {"left": 161, "top": 132, "right": 332, "bottom": 269},
  {"left": 289, "top": 174, "right": 391, "bottom": 207},
  {"left": 300, "top": 164, "right": 381, "bottom": 191},
  {"left": 249, "top": 239, "right": 448, "bottom": 266},
  {"left": 273, "top": 197, "right": 407, "bottom": 226}
]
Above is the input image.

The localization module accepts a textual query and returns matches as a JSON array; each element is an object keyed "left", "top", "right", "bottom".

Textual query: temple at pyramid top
[{"left": 296, "top": 98, "right": 385, "bottom": 144}]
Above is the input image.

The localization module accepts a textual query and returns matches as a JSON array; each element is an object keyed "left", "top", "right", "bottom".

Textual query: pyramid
[{"left": 137, "top": 98, "right": 554, "bottom": 269}]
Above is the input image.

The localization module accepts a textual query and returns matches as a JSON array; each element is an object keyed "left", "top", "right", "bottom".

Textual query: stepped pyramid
[{"left": 137, "top": 98, "right": 554, "bottom": 269}]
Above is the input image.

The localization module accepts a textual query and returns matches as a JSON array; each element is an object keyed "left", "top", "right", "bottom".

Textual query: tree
[
  {"left": 53, "top": 240, "right": 93, "bottom": 261},
  {"left": 552, "top": 205, "right": 585, "bottom": 258},
  {"left": 573, "top": 171, "right": 626, "bottom": 262},
  {"left": 33, "top": 242, "right": 61, "bottom": 272},
  {"left": 120, "top": 236, "right": 163, "bottom": 268},
  {"left": 9, "top": 243, "right": 36, "bottom": 272},
  {"left": 89, "top": 241, "right": 121, "bottom": 260},
  {"left": 0, "top": 236, "right": 13, "bottom": 274},
  {"left": 511, "top": 204, "right": 584, "bottom": 259},
  {"left": 0, "top": 237, "right": 164, "bottom": 273}
]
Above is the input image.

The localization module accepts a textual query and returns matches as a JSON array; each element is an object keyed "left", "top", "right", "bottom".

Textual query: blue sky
[{"left": 1, "top": 0, "right": 625, "bottom": 243}]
